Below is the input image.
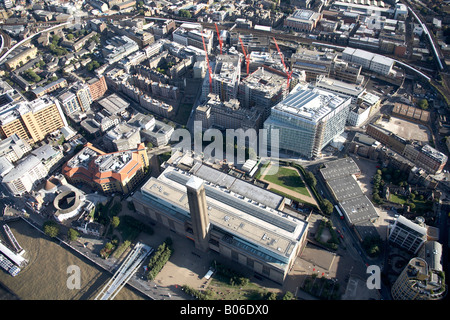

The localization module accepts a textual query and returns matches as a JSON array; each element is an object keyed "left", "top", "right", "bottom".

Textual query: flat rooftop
[
  {"left": 375, "top": 116, "right": 430, "bottom": 142},
  {"left": 272, "top": 84, "right": 349, "bottom": 124},
  {"left": 189, "top": 162, "right": 284, "bottom": 210},
  {"left": 339, "top": 195, "right": 379, "bottom": 225},
  {"left": 139, "top": 166, "right": 307, "bottom": 264},
  {"left": 326, "top": 174, "right": 364, "bottom": 201},
  {"left": 320, "top": 157, "right": 360, "bottom": 181}
]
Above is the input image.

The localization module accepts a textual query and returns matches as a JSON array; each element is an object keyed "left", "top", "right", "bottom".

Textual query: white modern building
[
  {"left": 342, "top": 47, "right": 394, "bottom": 76},
  {"left": 264, "top": 83, "right": 351, "bottom": 159},
  {"left": 389, "top": 215, "right": 428, "bottom": 254},
  {"left": 2, "top": 155, "right": 48, "bottom": 196}
]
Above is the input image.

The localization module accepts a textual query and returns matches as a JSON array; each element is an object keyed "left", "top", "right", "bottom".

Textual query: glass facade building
[{"left": 264, "top": 84, "right": 351, "bottom": 159}]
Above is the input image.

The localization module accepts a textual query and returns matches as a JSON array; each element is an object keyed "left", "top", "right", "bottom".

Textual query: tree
[
  {"left": 179, "top": 9, "right": 192, "bottom": 18},
  {"left": 304, "top": 170, "right": 317, "bottom": 188},
  {"left": 44, "top": 221, "right": 60, "bottom": 238},
  {"left": 67, "top": 228, "right": 79, "bottom": 241},
  {"left": 111, "top": 216, "right": 120, "bottom": 228},
  {"left": 418, "top": 99, "right": 429, "bottom": 110},
  {"left": 322, "top": 199, "right": 334, "bottom": 215},
  {"left": 282, "top": 291, "right": 294, "bottom": 300}
]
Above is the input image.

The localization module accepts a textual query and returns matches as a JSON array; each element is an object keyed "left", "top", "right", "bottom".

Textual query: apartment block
[
  {"left": 0, "top": 96, "right": 68, "bottom": 144},
  {"left": 87, "top": 76, "right": 108, "bottom": 101},
  {"left": 57, "top": 82, "right": 93, "bottom": 115},
  {"left": 391, "top": 256, "right": 446, "bottom": 300}
]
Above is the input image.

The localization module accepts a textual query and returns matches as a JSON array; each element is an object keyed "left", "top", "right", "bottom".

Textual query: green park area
[{"left": 262, "top": 166, "right": 310, "bottom": 197}]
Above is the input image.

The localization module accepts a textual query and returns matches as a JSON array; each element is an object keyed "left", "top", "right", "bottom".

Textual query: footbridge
[{"left": 94, "top": 242, "right": 153, "bottom": 300}]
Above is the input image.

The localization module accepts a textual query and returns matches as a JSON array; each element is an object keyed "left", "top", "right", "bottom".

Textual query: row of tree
[{"left": 146, "top": 238, "right": 173, "bottom": 280}]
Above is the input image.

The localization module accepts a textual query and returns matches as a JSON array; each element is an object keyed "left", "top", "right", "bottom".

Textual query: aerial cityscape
[{"left": 0, "top": 0, "right": 449, "bottom": 306}]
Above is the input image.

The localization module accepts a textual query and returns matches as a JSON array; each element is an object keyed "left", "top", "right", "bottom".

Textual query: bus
[{"left": 335, "top": 205, "right": 344, "bottom": 220}]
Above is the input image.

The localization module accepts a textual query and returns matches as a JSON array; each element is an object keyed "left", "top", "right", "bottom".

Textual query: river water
[{"left": 0, "top": 219, "right": 146, "bottom": 300}]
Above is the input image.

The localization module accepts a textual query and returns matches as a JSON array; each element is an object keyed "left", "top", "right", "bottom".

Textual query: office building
[
  {"left": 102, "top": 35, "right": 139, "bottom": 64},
  {"left": 128, "top": 112, "right": 174, "bottom": 147},
  {"left": 264, "top": 83, "right": 351, "bottom": 159},
  {"left": 342, "top": 47, "right": 394, "bottom": 76},
  {"left": 172, "top": 26, "right": 213, "bottom": 54},
  {"left": 238, "top": 66, "right": 289, "bottom": 121},
  {"left": 62, "top": 142, "right": 149, "bottom": 194},
  {"left": 291, "top": 50, "right": 336, "bottom": 82},
  {"left": 388, "top": 215, "right": 427, "bottom": 254},
  {"left": 315, "top": 75, "right": 365, "bottom": 102},
  {"left": 31, "top": 144, "right": 64, "bottom": 173},
  {"left": 132, "top": 157, "right": 308, "bottom": 284},
  {"left": 0, "top": 96, "right": 68, "bottom": 144}
]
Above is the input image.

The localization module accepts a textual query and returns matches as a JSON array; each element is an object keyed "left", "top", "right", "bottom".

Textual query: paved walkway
[{"left": 259, "top": 162, "right": 319, "bottom": 208}]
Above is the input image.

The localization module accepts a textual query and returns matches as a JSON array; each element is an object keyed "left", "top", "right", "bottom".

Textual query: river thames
[{"left": 0, "top": 218, "right": 146, "bottom": 300}]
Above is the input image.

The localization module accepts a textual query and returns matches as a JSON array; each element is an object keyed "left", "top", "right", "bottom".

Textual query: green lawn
[
  {"left": 263, "top": 166, "right": 310, "bottom": 197},
  {"left": 206, "top": 277, "right": 272, "bottom": 300},
  {"left": 389, "top": 194, "right": 433, "bottom": 213},
  {"left": 389, "top": 194, "right": 407, "bottom": 205}
]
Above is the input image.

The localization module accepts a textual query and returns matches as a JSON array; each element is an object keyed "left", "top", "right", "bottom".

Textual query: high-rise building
[
  {"left": 0, "top": 96, "right": 68, "bottom": 144},
  {"left": 264, "top": 83, "right": 351, "bottom": 159},
  {"left": 186, "top": 176, "right": 210, "bottom": 252},
  {"left": 58, "top": 82, "right": 92, "bottom": 116},
  {"left": 391, "top": 256, "right": 446, "bottom": 300}
]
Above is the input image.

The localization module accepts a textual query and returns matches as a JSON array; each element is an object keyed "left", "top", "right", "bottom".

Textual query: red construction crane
[
  {"left": 215, "top": 23, "right": 223, "bottom": 55},
  {"left": 239, "top": 36, "right": 250, "bottom": 74},
  {"left": 202, "top": 34, "right": 212, "bottom": 92},
  {"left": 272, "top": 37, "right": 292, "bottom": 90}
]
